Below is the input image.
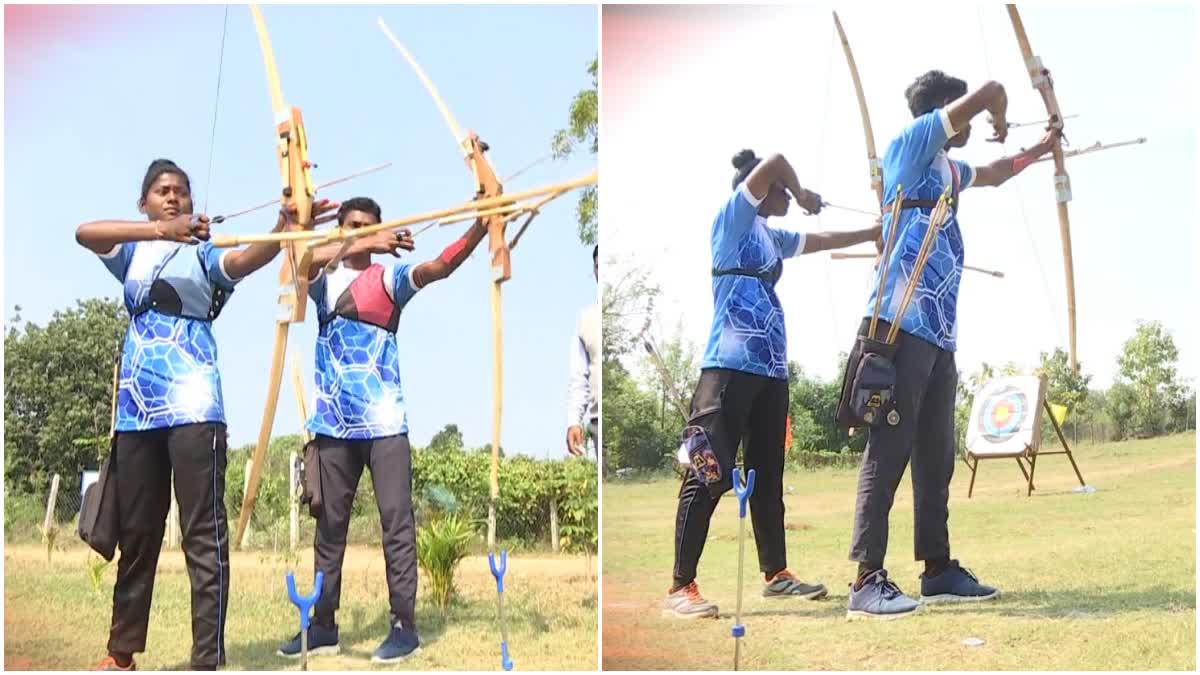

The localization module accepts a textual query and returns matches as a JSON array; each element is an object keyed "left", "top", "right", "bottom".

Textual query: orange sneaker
[
  {"left": 662, "top": 580, "right": 719, "bottom": 618},
  {"left": 763, "top": 569, "right": 827, "bottom": 599},
  {"left": 95, "top": 655, "right": 136, "bottom": 671}
]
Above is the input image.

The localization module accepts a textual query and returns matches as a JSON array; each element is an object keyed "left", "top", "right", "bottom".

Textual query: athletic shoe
[
  {"left": 762, "top": 569, "right": 828, "bottom": 599},
  {"left": 662, "top": 581, "right": 719, "bottom": 619},
  {"left": 920, "top": 560, "right": 999, "bottom": 604},
  {"left": 94, "top": 655, "right": 136, "bottom": 671},
  {"left": 371, "top": 624, "right": 421, "bottom": 663},
  {"left": 277, "top": 623, "right": 341, "bottom": 658},
  {"left": 846, "top": 569, "right": 921, "bottom": 620}
]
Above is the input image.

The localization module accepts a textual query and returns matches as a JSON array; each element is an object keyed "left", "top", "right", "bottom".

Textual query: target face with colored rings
[{"left": 978, "top": 385, "right": 1028, "bottom": 442}]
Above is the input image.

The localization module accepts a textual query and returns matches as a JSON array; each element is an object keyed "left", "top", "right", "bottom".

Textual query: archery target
[{"left": 966, "top": 375, "right": 1046, "bottom": 457}]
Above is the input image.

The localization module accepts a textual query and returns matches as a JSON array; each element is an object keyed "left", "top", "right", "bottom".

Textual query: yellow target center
[{"left": 993, "top": 404, "right": 1012, "bottom": 426}]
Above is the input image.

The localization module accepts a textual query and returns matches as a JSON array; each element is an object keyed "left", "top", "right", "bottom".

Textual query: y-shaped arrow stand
[
  {"left": 731, "top": 467, "right": 756, "bottom": 671},
  {"left": 489, "top": 550, "right": 514, "bottom": 671},
  {"left": 286, "top": 570, "right": 324, "bottom": 672}
]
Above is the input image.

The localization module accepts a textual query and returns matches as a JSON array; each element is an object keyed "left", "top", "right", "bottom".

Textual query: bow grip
[
  {"left": 286, "top": 570, "right": 324, "bottom": 630},
  {"left": 732, "top": 467, "right": 756, "bottom": 518},
  {"left": 489, "top": 549, "right": 507, "bottom": 593}
]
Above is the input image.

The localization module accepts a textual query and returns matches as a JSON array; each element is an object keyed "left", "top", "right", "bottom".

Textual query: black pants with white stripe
[
  {"left": 672, "top": 368, "right": 789, "bottom": 589},
  {"left": 311, "top": 433, "right": 417, "bottom": 632},
  {"left": 107, "top": 422, "right": 230, "bottom": 669}
]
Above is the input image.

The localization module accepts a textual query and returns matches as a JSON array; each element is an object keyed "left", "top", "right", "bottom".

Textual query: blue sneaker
[
  {"left": 846, "top": 569, "right": 921, "bottom": 620},
  {"left": 371, "top": 624, "right": 421, "bottom": 663},
  {"left": 277, "top": 623, "right": 340, "bottom": 658},
  {"left": 920, "top": 560, "right": 999, "bottom": 604}
]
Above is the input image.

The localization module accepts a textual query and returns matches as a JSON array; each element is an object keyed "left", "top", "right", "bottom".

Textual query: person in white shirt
[{"left": 566, "top": 245, "right": 599, "bottom": 456}]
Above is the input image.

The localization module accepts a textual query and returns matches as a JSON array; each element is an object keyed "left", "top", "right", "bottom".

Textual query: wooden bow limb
[
  {"left": 831, "top": 251, "right": 1005, "bottom": 278},
  {"left": 1008, "top": 3, "right": 1079, "bottom": 374},
  {"left": 290, "top": 354, "right": 312, "bottom": 445},
  {"left": 209, "top": 172, "right": 596, "bottom": 248},
  {"left": 211, "top": 162, "right": 393, "bottom": 224},
  {"left": 235, "top": 4, "right": 319, "bottom": 550},
  {"left": 832, "top": 11, "right": 884, "bottom": 207},
  {"left": 1033, "top": 137, "right": 1146, "bottom": 163}
]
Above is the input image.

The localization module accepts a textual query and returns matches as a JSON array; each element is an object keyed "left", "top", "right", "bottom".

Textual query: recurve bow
[{"left": 233, "top": 4, "right": 317, "bottom": 549}]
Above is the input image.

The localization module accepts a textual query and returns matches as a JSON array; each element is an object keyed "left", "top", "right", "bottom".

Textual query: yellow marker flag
[{"left": 1048, "top": 403, "right": 1069, "bottom": 427}]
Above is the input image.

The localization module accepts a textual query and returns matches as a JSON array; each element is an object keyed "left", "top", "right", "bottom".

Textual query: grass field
[
  {"left": 602, "top": 434, "right": 1196, "bottom": 670},
  {"left": 4, "top": 545, "right": 596, "bottom": 670}
]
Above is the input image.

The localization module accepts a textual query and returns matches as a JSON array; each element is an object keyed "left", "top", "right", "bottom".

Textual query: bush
[{"left": 416, "top": 515, "right": 474, "bottom": 610}]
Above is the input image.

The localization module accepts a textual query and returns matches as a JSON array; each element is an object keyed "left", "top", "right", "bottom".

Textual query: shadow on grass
[{"left": 986, "top": 586, "right": 1195, "bottom": 619}]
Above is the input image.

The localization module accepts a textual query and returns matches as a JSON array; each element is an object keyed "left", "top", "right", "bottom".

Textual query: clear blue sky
[{"left": 3, "top": 4, "right": 598, "bottom": 457}]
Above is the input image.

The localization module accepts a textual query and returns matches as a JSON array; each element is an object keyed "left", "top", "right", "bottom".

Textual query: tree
[
  {"left": 1039, "top": 348, "right": 1091, "bottom": 412},
  {"left": 601, "top": 264, "right": 660, "bottom": 360},
  {"left": 429, "top": 424, "right": 465, "bottom": 452},
  {"left": 552, "top": 57, "right": 598, "bottom": 245},
  {"left": 1113, "top": 321, "right": 1184, "bottom": 438},
  {"left": 601, "top": 356, "right": 675, "bottom": 474},
  {"left": 4, "top": 299, "right": 127, "bottom": 493}
]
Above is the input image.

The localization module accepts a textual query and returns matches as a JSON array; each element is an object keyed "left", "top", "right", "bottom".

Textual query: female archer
[
  {"left": 75, "top": 158, "right": 336, "bottom": 671},
  {"left": 663, "top": 150, "right": 881, "bottom": 618}
]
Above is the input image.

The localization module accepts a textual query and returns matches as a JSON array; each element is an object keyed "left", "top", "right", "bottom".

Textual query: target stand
[{"left": 964, "top": 375, "right": 1087, "bottom": 498}]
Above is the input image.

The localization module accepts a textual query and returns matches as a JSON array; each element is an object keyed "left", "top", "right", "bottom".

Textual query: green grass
[
  {"left": 602, "top": 434, "right": 1196, "bottom": 670},
  {"left": 4, "top": 545, "right": 596, "bottom": 670}
]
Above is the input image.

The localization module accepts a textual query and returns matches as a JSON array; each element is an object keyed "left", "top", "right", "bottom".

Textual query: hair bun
[{"left": 731, "top": 149, "right": 757, "bottom": 170}]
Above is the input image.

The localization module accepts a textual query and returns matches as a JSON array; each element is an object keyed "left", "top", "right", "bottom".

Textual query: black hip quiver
[{"left": 836, "top": 183, "right": 954, "bottom": 430}]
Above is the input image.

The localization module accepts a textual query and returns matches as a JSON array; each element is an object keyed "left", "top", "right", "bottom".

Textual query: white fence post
[
  {"left": 550, "top": 496, "right": 560, "bottom": 553},
  {"left": 42, "top": 473, "right": 62, "bottom": 536},
  {"left": 289, "top": 451, "right": 300, "bottom": 553},
  {"left": 42, "top": 473, "right": 61, "bottom": 563}
]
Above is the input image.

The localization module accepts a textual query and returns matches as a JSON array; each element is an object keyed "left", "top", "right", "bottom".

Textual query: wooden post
[
  {"left": 42, "top": 473, "right": 61, "bottom": 561},
  {"left": 42, "top": 473, "right": 61, "bottom": 534},
  {"left": 549, "top": 496, "right": 560, "bottom": 553},
  {"left": 241, "top": 459, "right": 254, "bottom": 548},
  {"left": 289, "top": 451, "right": 300, "bottom": 553}
]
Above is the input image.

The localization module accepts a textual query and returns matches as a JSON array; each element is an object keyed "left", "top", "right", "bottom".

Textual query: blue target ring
[{"left": 978, "top": 386, "right": 1028, "bottom": 443}]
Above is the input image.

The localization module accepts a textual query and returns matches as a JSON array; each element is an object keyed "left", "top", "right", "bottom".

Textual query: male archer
[
  {"left": 844, "top": 70, "right": 1059, "bottom": 619},
  {"left": 275, "top": 198, "right": 488, "bottom": 661}
]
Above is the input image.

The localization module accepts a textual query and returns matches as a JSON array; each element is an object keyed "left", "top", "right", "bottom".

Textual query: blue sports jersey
[
  {"left": 700, "top": 183, "right": 806, "bottom": 380},
  {"left": 306, "top": 263, "right": 421, "bottom": 439},
  {"left": 98, "top": 240, "right": 239, "bottom": 431},
  {"left": 864, "top": 109, "right": 975, "bottom": 351}
]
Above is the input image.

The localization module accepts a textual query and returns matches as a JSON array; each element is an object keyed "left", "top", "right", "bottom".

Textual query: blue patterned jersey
[
  {"left": 865, "top": 109, "right": 976, "bottom": 351},
  {"left": 700, "top": 183, "right": 806, "bottom": 380},
  {"left": 98, "top": 240, "right": 239, "bottom": 431},
  {"left": 306, "top": 263, "right": 421, "bottom": 439}
]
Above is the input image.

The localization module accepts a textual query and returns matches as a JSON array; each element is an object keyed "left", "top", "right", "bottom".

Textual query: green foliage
[
  {"left": 86, "top": 554, "right": 111, "bottom": 595},
  {"left": 428, "top": 424, "right": 465, "bottom": 453},
  {"left": 601, "top": 356, "right": 676, "bottom": 473},
  {"left": 218, "top": 435, "right": 596, "bottom": 551},
  {"left": 4, "top": 298, "right": 126, "bottom": 493},
  {"left": 552, "top": 57, "right": 598, "bottom": 245},
  {"left": 550, "top": 458, "right": 598, "bottom": 553},
  {"left": 416, "top": 515, "right": 474, "bottom": 610},
  {"left": 1112, "top": 321, "right": 1188, "bottom": 438}
]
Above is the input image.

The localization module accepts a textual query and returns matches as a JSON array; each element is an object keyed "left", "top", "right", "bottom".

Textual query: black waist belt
[
  {"left": 883, "top": 198, "right": 957, "bottom": 213},
  {"left": 712, "top": 258, "right": 783, "bottom": 286}
]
